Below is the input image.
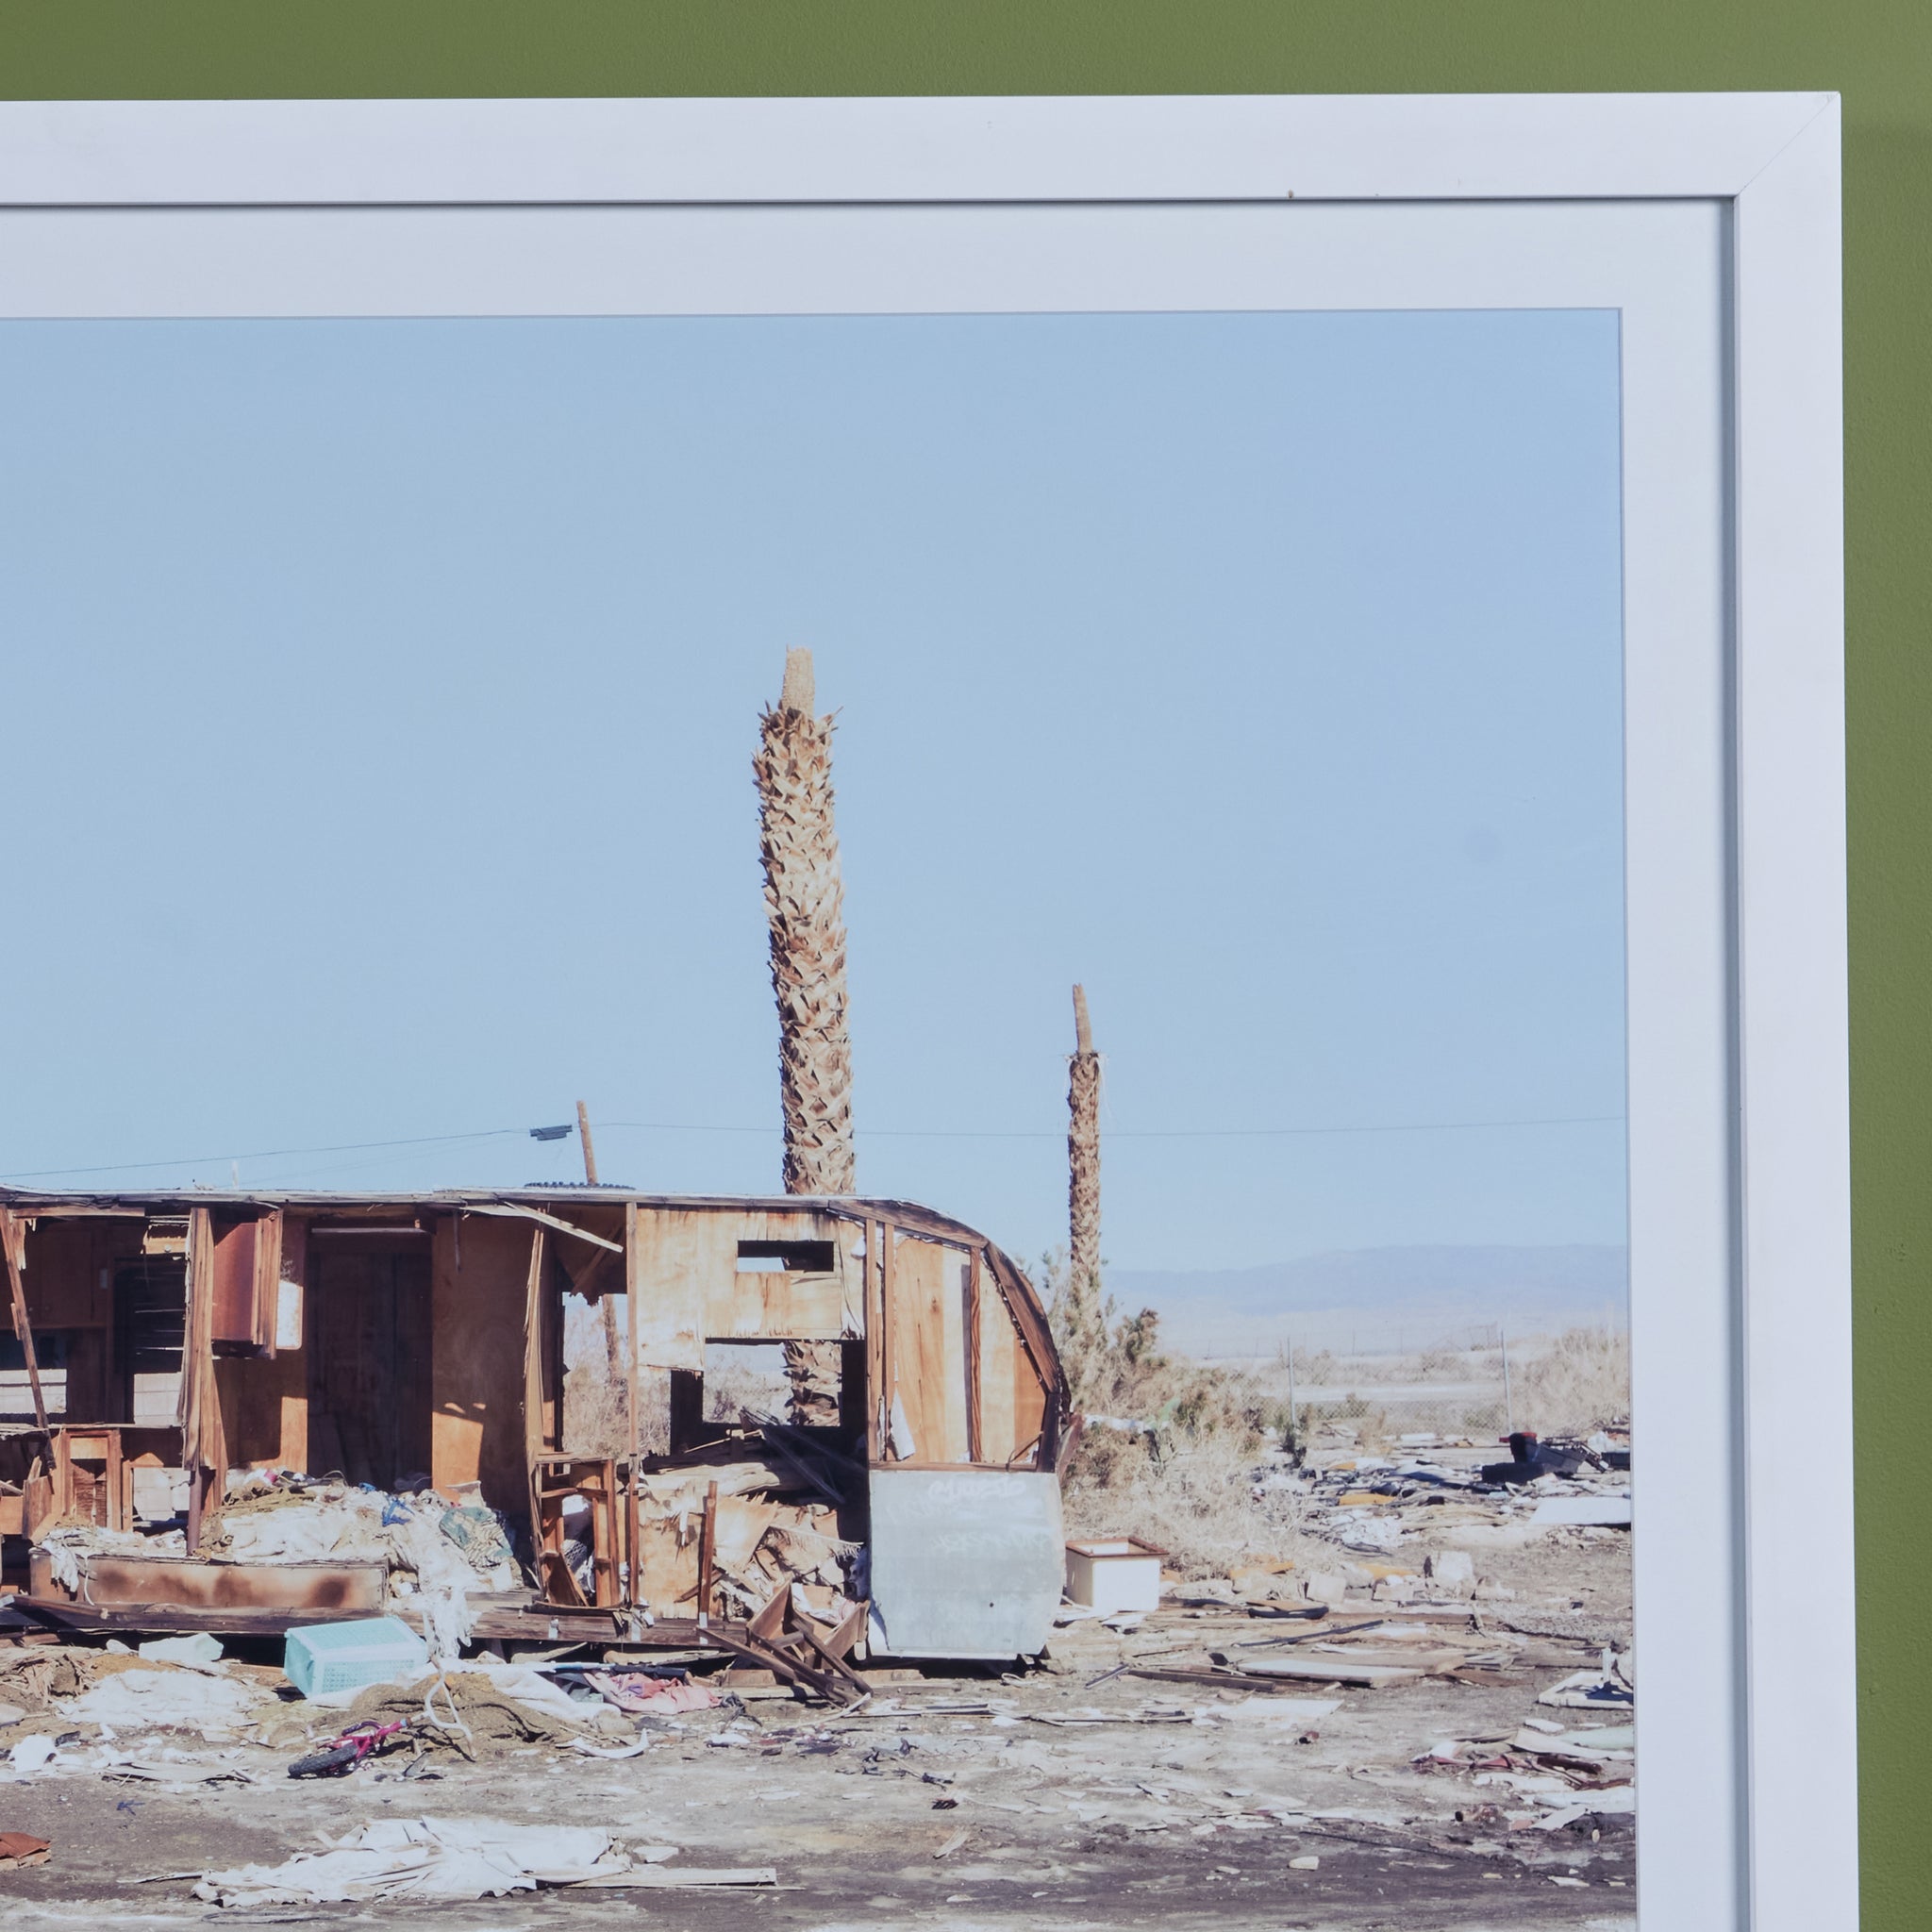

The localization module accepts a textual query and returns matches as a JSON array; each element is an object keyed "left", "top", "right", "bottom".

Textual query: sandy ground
[{"left": 0, "top": 1534, "right": 1633, "bottom": 1932}]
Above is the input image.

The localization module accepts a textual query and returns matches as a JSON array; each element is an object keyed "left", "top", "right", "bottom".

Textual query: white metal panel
[{"left": 868, "top": 1469, "right": 1063, "bottom": 1660}]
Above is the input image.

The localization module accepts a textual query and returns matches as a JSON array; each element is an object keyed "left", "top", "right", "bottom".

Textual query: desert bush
[
  {"left": 1283, "top": 1345, "right": 1341, "bottom": 1384},
  {"left": 702, "top": 1344, "right": 792, "bottom": 1424},
  {"left": 1513, "top": 1325, "right": 1630, "bottom": 1435},
  {"left": 1041, "top": 1248, "right": 1257, "bottom": 1459},
  {"left": 1060, "top": 1428, "right": 1309, "bottom": 1579},
  {"left": 560, "top": 1296, "right": 671, "bottom": 1456},
  {"left": 1041, "top": 1249, "right": 1306, "bottom": 1575}
]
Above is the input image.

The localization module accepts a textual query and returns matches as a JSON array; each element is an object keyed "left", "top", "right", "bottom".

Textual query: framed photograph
[{"left": 0, "top": 94, "right": 1846, "bottom": 1931}]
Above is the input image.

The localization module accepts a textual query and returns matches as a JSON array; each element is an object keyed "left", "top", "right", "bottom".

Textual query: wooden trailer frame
[{"left": 0, "top": 1185, "right": 1067, "bottom": 1652}]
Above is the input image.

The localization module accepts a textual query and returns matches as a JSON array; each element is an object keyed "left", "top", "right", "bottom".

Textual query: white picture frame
[{"left": 0, "top": 92, "right": 1848, "bottom": 1931}]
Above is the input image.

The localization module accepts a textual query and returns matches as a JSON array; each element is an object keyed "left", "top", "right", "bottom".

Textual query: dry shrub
[
  {"left": 702, "top": 1345, "right": 792, "bottom": 1424},
  {"left": 1043, "top": 1250, "right": 1305, "bottom": 1577},
  {"left": 560, "top": 1296, "right": 670, "bottom": 1456},
  {"left": 1043, "top": 1249, "right": 1257, "bottom": 1447},
  {"left": 1060, "top": 1430, "right": 1309, "bottom": 1580},
  {"left": 563, "top": 1356, "right": 672, "bottom": 1457},
  {"left": 1288, "top": 1346, "right": 1342, "bottom": 1385},
  {"left": 1513, "top": 1325, "right": 1630, "bottom": 1435}
]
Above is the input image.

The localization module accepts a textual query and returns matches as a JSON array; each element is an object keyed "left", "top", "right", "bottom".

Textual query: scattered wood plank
[
  {"left": 1227, "top": 1654, "right": 1438, "bottom": 1688},
  {"left": 787, "top": 1609, "right": 874, "bottom": 1696},
  {"left": 1238, "top": 1645, "right": 1468, "bottom": 1674},
  {"left": 1124, "top": 1666, "right": 1350, "bottom": 1693},
  {"left": 819, "top": 1597, "right": 868, "bottom": 1662},
  {"left": 696, "top": 1480, "right": 720, "bottom": 1622}
]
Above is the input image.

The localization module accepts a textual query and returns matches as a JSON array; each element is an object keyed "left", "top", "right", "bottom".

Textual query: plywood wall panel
[
  {"left": 976, "top": 1282, "right": 1020, "bottom": 1465},
  {"left": 711, "top": 1266, "right": 847, "bottom": 1339},
  {"left": 431, "top": 1212, "right": 534, "bottom": 1511},
  {"left": 21, "top": 1219, "right": 109, "bottom": 1328},
  {"left": 633, "top": 1205, "right": 857, "bottom": 1354},
  {"left": 633, "top": 1512, "right": 701, "bottom": 1617},
  {"left": 630, "top": 1209, "right": 724, "bottom": 1372},
  {"left": 1011, "top": 1319, "right": 1049, "bottom": 1466},
  {"left": 888, "top": 1234, "right": 969, "bottom": 1462}
]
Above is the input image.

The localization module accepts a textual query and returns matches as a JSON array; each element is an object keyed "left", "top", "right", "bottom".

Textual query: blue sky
[{"left": 0, "top": 310, "right": 1625, "bottom": 1274}]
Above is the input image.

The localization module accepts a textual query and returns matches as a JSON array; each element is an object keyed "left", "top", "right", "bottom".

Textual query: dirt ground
[{"left": 0, "top": 1533, "right": 1633, "bottom": 1932}]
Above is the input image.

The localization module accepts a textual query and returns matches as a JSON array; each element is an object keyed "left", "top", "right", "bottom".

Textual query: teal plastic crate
[{"left": 284, "top": 1616, "right": 427, "bottom": 1697}]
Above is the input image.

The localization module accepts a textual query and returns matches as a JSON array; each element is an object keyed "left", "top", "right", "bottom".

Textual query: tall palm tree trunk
[
  {"left": 1068, "top": 982, "right": 1103, "bottom": 1297},
  {"left": 755, "top": 648, "right": 853, "bottom": 1426}
]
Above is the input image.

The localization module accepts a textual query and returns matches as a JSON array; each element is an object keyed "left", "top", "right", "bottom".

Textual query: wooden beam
[
  {"left": 820, "top": 1597, "right": 868, "bottom": 1663},
  {"left": 747, "top": 1588, "right": 789, "bottom": 1644},
  {"left": 521, "top": 1225, "right": 548, "bottom": 1562},
  {"left": 0, "top": 1208, "right": 47, "bottom": 1430},
  {"left": 104, "top": 1428, "right": 125, "bottom": 1534},
  {"left": 692, "top": 1623, "right": 813, "bottom": 1691},
  {"left": 696, "top": 1478, "right": 719, "bottom": 1628},
  {"left": 467, "top": 1201, "right": 624, "bottom": 1253},
  {"left": 693, "top": 1622, "right": 860, "bottom": 1706},
  {"left": 787, "top": 1609, "right": 874, "bottom": 1697},
  {"left": 880, "top": 1221, "right": 896, "bottom": 1459},
  {"left": 624, "top": 1201, "right": 641, "bottom": 1461},
  {"left": 964, "top": 1246, "right": 983, "bottom": 1464},
  {"left": 864, "top": 1219, "right": 886, "bottom": 1462},
  {"left": 181, "top": 1208, "right": 225, "bottom": 1551}
]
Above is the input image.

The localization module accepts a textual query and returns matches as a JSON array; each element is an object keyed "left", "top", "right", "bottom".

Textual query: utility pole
[
  {"left": 576, "top": 1100, "right": 599, "bottom": 1186},
  {"left": 754, "top": 647, "right": 854, "bottom": 1426}
]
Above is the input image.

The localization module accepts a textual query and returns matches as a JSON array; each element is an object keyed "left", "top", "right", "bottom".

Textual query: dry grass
[
  {"left": 1060, "top": 1429, "right": 1310, "bottom": 1580},
  {"left": 1043, "top": 1249, "right": 1307, "bottom": 1577},
  {"left": 562, "top": 1358, "right": 668, "bottom": 1457},
  {"left": 560, "top": 1296, "right": 670, "bottom": 1456},
  {"left": 702, "top": 1345, "right": 792, "bottom": 1424},
  {"left": 1511, "top": 1325, "right": 1630, "bottom": 1436}
]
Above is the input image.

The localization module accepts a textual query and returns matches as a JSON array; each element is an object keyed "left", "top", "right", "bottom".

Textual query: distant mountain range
[{"left": 1109, "top": 1243, "right": 1627, "bottom": 1357}]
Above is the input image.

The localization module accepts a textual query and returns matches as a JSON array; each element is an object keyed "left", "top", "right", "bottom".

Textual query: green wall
[{"left": 8, "top": 7, "right": 1926, "bottom": 1923}]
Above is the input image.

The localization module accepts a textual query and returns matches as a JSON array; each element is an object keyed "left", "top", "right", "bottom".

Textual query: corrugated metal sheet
[{"left": 867, "top": 1468, "right": 1063, "bottom": 1661}]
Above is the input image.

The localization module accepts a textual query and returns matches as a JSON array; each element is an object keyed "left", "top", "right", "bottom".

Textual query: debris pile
[
  {"left": 1292, "top": 1428, "right": 1633, "bottom": 1589},
  {"left": 30, "top": 1474, "right": 522, "bottom": 1659},
  {"left": 228, "top": 1491, "right": 488, "bottom": 1656},
  {"left": 1413, "top": 1712, "right": 1636, "bottom": 1833},
  {"left": 630, "top": 1430, "right": 863, "bottom": 1629}
]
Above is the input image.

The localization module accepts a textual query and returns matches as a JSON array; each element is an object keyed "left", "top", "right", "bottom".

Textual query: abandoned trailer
[{"left": 0, "top": 1187, "right": 1069, "bottom": 1680}]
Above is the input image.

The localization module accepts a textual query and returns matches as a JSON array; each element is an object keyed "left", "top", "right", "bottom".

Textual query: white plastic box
[
  {"left": 1064, "top": 1537, "right": 1167, "bottom": 1613},
  {"left": 284, "top": 1616, "right": 427, "bottom": 1697}
]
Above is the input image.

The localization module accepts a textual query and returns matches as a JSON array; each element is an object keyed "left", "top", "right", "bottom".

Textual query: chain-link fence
[{"left": 1205, "top": 1322, "right": 1530, "bottom": 1448}]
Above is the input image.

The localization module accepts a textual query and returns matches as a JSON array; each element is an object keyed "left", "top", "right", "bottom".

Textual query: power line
[
  {"left": 0, "top": 1109, "right": 1624, "bottom": 1183},
  {"left": 598, "top": 1115, "right": 1625, "bottom": 1141},
  {"left": 911, "top": 1114, "right": 1625, "bottom": 1141},
  {"left": 0, "top": 1126, "right": 529, "bottom": 1182}
]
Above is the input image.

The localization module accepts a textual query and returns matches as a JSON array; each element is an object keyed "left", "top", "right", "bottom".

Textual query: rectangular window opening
[{"left": 736, "top": 1240, "right": 836, "bottom": 1273}]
